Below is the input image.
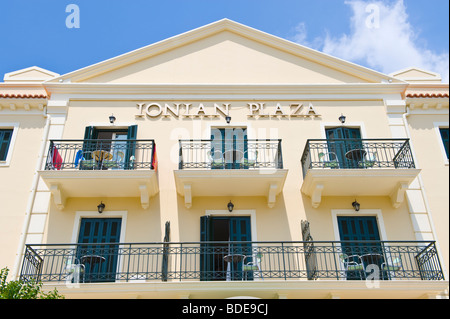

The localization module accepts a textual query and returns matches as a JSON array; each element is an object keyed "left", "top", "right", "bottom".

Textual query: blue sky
[{"left": 0, "top": 0, "right": 448, "bottom": 81}]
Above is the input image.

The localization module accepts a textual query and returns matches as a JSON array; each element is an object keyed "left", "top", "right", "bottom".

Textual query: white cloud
[{"left": 294, "top": 0, "right": 449, "bottom": 82}]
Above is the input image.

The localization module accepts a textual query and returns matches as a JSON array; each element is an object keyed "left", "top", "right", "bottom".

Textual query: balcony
[
  {"left": 300, "top": 139, "right": 421, "bottom": 208},
  {"left": 39, "top": 139, "right": 158, "bottom": 209},
  {"left": 21, "top": 240, "right": 444, "bottom": 284},
  {"left": 174, "top": 139, "right": 288, "bottom": 208}
]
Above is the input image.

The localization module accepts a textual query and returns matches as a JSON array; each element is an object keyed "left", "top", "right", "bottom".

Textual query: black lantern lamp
[
  {"left": 109, "top": 114, "right": 116, "bottom": 124},
  {"left": 97, "top": 202, "right": 106, "bottom": 214},
  {"left": 226, "top": 115, "right": 231, "bottom": 124},
  {"left": 227, "top": 200, "right": 234, "bottom": 212},
  {"left": 352, "top": 200, "right": 360, "bottom": 212},
  {"left": 339, "top": 114, "right": 346, "bottom": 124}
]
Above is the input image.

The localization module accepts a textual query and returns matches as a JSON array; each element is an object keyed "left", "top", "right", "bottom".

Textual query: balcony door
[
  {"left": 211, "top": 128, "right": 248, "bottom": 169},
  {"left": 83, "top": 125, "right": 137, "bottom": 170},
  {"left": 326, "top": 127, "right": 362, "bottom": 168},
  {"left": 337, "top": 216, "right": 382, "bottom": 279},
  {"left": 200, "top": 215, "right": 251, "bottom": 281},
  {"left": 76, "top": 218, "right": 122, "bottom": 282}
]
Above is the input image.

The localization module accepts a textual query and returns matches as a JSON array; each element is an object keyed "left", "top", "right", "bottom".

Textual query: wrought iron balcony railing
[
  {"left": 20, "top": 241, "right": 443, "bottom": 283},
  {"left": 301, "top": 139, "right": 415, "bottom": 177},
  {"left": 178, "top": 139, "right": 283, "bottom": 170},
  {"left": 45, "top": 139, "right": 156, "bottom": 171}
]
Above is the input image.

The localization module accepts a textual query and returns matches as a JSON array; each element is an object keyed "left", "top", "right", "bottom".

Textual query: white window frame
[
  {"left": 0, "top": 122, "right": 19, "bottom": 167},
  {"left": 433, "top": 122, "right": 449, "bottom": 165}
]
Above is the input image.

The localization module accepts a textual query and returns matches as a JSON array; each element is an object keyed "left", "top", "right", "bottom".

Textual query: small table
[
  {"left": 223, "top": 254, "right": 246, "bottom": 281},
  {"left": 345, "top": 149, "right": 367, "bottom": 161},
  {"left": 92, "top": 150, "right": 113, "bottom": 169},
  {"left": 80, "top": 254, "right": 106, "bottom": 265}
]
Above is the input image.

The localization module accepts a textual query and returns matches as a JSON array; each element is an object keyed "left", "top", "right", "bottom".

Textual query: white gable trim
[{"left": 47, "top": 19, "right": 399, "bottom": 85}]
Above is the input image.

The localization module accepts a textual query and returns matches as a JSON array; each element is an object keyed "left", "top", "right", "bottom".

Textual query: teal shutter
[
  {"left": 326, "top": 127, "right": 362, "bottom": 168},
  {"left": 125, "top": 125, "right": 138, "bottom": 169},
  {"left": 440, "top": 128, "right": 449, "bottom": 159},
  {"left": 200, "top": 216, "right": 251, "bottom": 281},
  {"left": 83, "top": 126, "right": 94, "bottom": 140},
  {"left": 0, "top": 129, "right": 13, "bottom": 161},
  {"left": 200, "top": 216, "right": 213, "bottom": 281},
  {"left": 229, "top": 217, "right": 251, "bottom": 242},
  {"left": 127, "top": 125, "right": 138, "bottom": 139},
  {"left": 80, "top": 126, "right": 96, "bottom": 168},
  {"left": 338, "top": 216, "right": 381, "bottom": 280},
  {"left": 211, "top": 129, "right": 222, "bottom": 170},
  {"left": 338, "top": 216, "right": 381, "bottom": 257},
  {"left": 211, "top": 128, "right": 248, "bottom": 169},
  {"left": 77, "top": 218, "right": 122, "bottom": 282},
  {"left": 228, "top": 217, "right": 251, "bottom": 280}
]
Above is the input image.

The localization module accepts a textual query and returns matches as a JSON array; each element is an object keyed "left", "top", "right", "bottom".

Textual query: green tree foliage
[{"left": 0, "top": 267, "right": 64, "bottom": 299}]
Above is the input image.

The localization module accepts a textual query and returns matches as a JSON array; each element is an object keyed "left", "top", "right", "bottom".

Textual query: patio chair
[
  {"left": 358, "top": 152, "right": 377, "bottom": 168},
  {"left": 65, "top": 256, "right": 85, "bottom": 284},
  {"left": 76, "top": 150, "right": 98, "bottom": 170},
  {"left": 243, "top": 252, "right": 263, "bottom": 280},
  {"left": 381, "top": 256, "right": 402, "bottom": 280},
  {"left": 318, "top": 152, "right": 339, "bottom": 168},
  {"left": 103, "top": 151, "right": 125, "bottom": 169},
  {"left": 340, "top": 254, "right": 364, "bottom": 280},
  {"left": 243, "top": 150, "right": 258, "bottom": 168},
  {"left": 208, "top": 150, "right": 224, "bottom": 169}
]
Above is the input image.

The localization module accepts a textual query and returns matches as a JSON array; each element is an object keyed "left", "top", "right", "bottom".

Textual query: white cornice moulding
[{"left": 43, "top": 83, "right": 408, "bottom": 97}]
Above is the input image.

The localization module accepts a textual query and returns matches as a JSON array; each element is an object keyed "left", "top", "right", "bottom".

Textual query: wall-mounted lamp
[
  {"left": 97, "top": 201, "right": 106, "bottom": 214},
  {"left": 227, "top": 200, "right": 234, "bottom": 212},
  {"left": 352, "top": 200, "right": 360, "bottom": 212},
  {"left": 225, "top": 115, "right": 231, "bottom": 124},
  {"left": 339, "top": 114, "right": 346, "bottom": 124},
  {"left": 109, "top": 114, "right": 116, "bottom": 124}
]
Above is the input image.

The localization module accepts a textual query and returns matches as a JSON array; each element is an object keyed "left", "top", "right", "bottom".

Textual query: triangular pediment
[
  {"left": 49, "top": 19, "right": 396, "bottom": 85},
  {"left": 4, "top": 66, "right": 59, "bottom": 83},
  {"left": 390, "top": 67, "right": 442, "bottom": 83}
]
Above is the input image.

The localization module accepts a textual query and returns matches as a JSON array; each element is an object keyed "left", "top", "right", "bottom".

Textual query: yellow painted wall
[
  {"left": 0, "top": 115, "right": 45, "bottom": 271},
  {"left": 407, "top": 113, "right": 449, "bottom": 273},
  {"left": 84, "top": 31, "right": 368, "bottom": 84},
  {"left": 42, "top": 98, "right": 414, "bottom": 247}
]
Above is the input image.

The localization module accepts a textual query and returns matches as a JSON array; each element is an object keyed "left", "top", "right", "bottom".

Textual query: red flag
[
  {"left": 152, "top": 149, "right": 158, "bottom": 171},
  {"left": 52, "top": 146, "right": 62, "bottom": 170}
]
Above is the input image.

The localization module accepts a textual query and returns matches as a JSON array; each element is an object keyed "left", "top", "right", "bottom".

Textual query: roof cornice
[{"left": 44, "top": 82, "right": 408, "bottom": 97}]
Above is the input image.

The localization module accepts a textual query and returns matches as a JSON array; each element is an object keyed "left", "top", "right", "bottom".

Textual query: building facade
[
  {"left": 0, "top": 66, "right": 58, "bottom": 280},
  {"left": 1, "top": 20, "right": 448, "bottom": 299}
]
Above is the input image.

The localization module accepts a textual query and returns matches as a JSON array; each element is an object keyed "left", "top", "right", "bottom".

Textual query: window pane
[
  {"left": 0, "top": 129, "right": 13, "bottom": 161},
  {"left": 439, "top": 128, "right": 449, "bottom": 159}
]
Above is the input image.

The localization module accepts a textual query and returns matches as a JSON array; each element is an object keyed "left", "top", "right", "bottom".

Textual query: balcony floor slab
[
  {"left": 174, "top": 169, "right": 288, "bottom": 208},
  {"left": 301, "top": 168, "right": 421, "bottom": 208},
  {"left": 50, "top": 279, "right": 449, "bottom": 299},
  {"left": 39, "top": 169, "right": 159, "bottom": 209}
]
